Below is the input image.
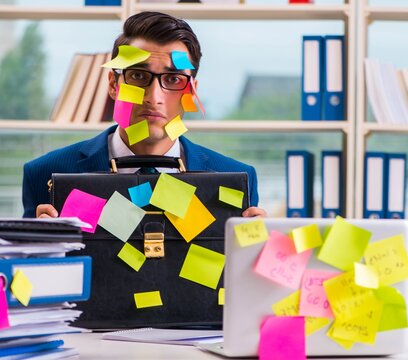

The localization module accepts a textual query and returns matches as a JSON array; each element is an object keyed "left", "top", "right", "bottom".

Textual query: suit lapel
[{"left": 180, "top": 136, "right": 210, "bottom": 171}]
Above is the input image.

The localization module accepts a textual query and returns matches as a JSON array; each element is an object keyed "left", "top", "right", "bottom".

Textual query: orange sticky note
[
  {"left": 117, "top": 83, "right": 145, "bottom": 104},
  {"left": 165, "top": 115, "right": 188, "bottom": 141},
  {"left": 10, "top": 270, "right": 33, "bottom": 307},
  {"left": 181, "top": 93, "right": 198, "bottom": 112}
]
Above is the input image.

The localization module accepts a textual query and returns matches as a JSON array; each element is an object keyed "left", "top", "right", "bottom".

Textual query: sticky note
[
  {"left": 354, "top": 262, "right": 379, "bottom": 289},
  {"left": 218, "top": 288, "right": 225, "bottom": 306},
  {"left": 190, "top": 78, "right": 205, "bottom": 116},
  {"left": 219, "top": 186, "right": 244, "bottom": 209},
  {"left": 259, "top": 316, "right": 306, "bottom": 360},
  {"left": 375, "top": 286, "right": 408, "bottom": 331},
  {"left": 102, "top": 45, "right": 150, "bottom": 69},
  {"left": 117, "top": 83, "right": 145, "bottom": 105},
  {"left": 117, "top": 242, "right": 146, "bottom": 272},
  {"left": 98, "top": 191, "right": 145, "bottom": 242},
  {"left": 134, "top": 291, "right": 163, "bottom": 309},
  {"left": 364, "top": 234, "right": 408, "bottom": 286},
  {"left": 10, "top": 270, "right": 33, "bottom": 307},
  {"left": 171, "top": 50, "right": 195, "bottom": 70},
  {"left": 128, "top": 182, "right": 153, "bottom": 208},
  {"left": 179, "top": 244, "right": 225, "bottom": 289},
  {"left": 317, "top": 216, "right": 372, "bottom": 271},
  {"left": 113, "top": 99, "right": 133, "bottom": 129},
  {"left": 165, "top": 194, "right": 215, "bottom": 242},
  {"left": 299, "top": 269, "right": 338, "bottom": 318},
  {"left": 234, "top": 219, "right": 268, "bottom": 247},
  {"left": 125, "top": 120, "right": 149, "bottom": 145},
  {"left": 150, "top": 173, "right": 196, "bottom": 219},
  {"left": 0, "top": 278, "right": 9, "bottom": 329},
  {"left": 60, "top": 189, "right": 107, "bottom": 234},
  {"left": 291, "top": 224, "right": 322, "bottom": 253},
  {"left": 254, "top": 230, "right": 312, "bottom": 289},
  {"left": 164, "top": 115, "right": 188, "bottom": 141},
  {"left": 327, "top": 324, "right": 355, "bottom": 350},
  {"left": 181, "top": 93, "right": 198, "bottom": 112}
]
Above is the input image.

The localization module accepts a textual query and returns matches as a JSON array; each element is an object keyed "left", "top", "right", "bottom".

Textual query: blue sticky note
[
  {"left": 128, "top": 182, "right": 153, "bottom": 208},
  {"left": 171, "top": 51, "right": 195, "bottom": 70}
]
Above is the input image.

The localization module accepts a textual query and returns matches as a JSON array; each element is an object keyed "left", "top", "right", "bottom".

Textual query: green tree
[{"left": 0, "top": 23, "right": 48, "bottom": 120}]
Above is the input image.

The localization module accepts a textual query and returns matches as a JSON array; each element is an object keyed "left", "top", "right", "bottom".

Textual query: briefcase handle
[{"left": 110, "top": 155, "right": 186, "bottom": 173}]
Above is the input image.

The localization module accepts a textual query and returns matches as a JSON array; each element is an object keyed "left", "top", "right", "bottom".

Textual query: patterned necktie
[{"left": 137, "top": 167, "right": 159, "bottom": 174}]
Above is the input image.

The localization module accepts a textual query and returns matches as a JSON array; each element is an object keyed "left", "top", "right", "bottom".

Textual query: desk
[{"left": 61, "top": 333, "right": 408, "bottom": 360}]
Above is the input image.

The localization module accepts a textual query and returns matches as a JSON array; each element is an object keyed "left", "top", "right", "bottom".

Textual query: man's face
[{"left": 109, "top": 38, "right": 195, "bottom": 145}]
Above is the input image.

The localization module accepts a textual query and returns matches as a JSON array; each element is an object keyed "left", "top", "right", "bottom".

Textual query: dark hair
[{"left": 112, "top": 11, "right": 202, "bottom": 77}]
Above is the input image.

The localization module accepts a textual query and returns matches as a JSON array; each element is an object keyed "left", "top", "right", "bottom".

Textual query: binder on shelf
[
  {"left": 286, "top": 150, "right": 314, "bottom": 218},
  {"left": 321, "top": 150, "right": 343, "bottom": 218},
  {"left": 386, "top": 153, "right": 407, "bottom": 219},
  {"left": 301, "top": 35, "right": 324, "bottom": 121},
  {"left": 323, "top": 35, "right": 345, "bottom": 121},
  {"left": 363, "top": 152, "right": 388, "bottom": 219},
  {"left": 0, "top": 256, "right": 92, "bottom": 306}
]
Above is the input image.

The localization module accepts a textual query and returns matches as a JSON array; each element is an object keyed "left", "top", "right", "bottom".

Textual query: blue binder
[
  {"left": 321, "top": 150, "right": 344, "bottom": 218},
  {"left": 0, "top": 256, "right": 92, "bottom": 306},
  {"left": 323, "top": 35, "right": 345, "bottom": 121},
  {"left": 301, "top": 36, "right": 324, "bottom": 121},
  {"left": 386, "top": 153, "right": 407, "bottom": 219},
  {"left": 286, "top": 150, "right": 314, "bottom": 218},
  {"left": 363, "top": 152, "right": 388, "bottom": 219}
]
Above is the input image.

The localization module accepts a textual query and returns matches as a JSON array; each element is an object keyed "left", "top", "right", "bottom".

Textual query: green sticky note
[
  {"left": 117, "top": 83, "right": 145, "bottom": 105},
  {"left": 150, "top": 173, "right": 196, "bottom": 219},
  {"left": 10, "top": 269, "right": 33, "bottom": 307},
  {"left": 134, "top": 291, "right": 163, "bottom": 309},
  {"left": 375, "top": 286, "right": 408, "bottom": 331},
  {"left": 234, "top": 219, "right": 269, "bottom": 247},
  {"left": 117, "top": 242, "right": 146, "bottom": 272},
  {"left": 317, "top": 216, "right": 372, "bottom": 271},
  {"left": 125, "top": 120, "right": 149, "bottom": 145},
  {"left": 102, "top": 45, "right": 150, "bottom": 69},
  {"left": 179, "top": 244, "right": 225, "bottom": 289},
  {"left": 291, "top": 223, "right": 322, "bottom": 253},
  {"left": 98, "top": 191, "right": 145, "bottom": 242},
  {"left": 219, "top": 186, "right": 244, "bottom": 209}
]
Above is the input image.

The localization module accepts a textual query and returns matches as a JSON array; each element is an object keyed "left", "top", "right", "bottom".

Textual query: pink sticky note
[
  {"left": 60, "top": 189, "right": 107, "bottom": 233},
  {"left": 259, "top": 316, "right": 306, "bottom": 360},
  {"left": 113, "top": 98, "right": 133, "bottom": 129},
  {"left": 299, "top": 269, "right": 338, "bottom": 318},
  {"left": 254, "top": 231, "right": 312, "bottom": 289},
  {"left": 0, "top": 278, "right": 9, "bottom": 329}
]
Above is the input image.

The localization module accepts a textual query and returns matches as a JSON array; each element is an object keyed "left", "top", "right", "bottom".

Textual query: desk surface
[{"left": 61, "top": 333, "right": 408, "bottom": 360}]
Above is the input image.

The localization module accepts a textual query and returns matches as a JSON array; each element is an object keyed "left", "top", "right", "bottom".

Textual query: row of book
[
  {"left": 301, "top": 35, "right": 345, "bottom": 121},
  {"left": 0, "top": 218, "right": 91, "bottom": 358},
  {"left": 51, "top": 53, "right": 114, "bottom": 124},
  {"left": 365, "top": 58, "right": 408, "bottom": 125}
]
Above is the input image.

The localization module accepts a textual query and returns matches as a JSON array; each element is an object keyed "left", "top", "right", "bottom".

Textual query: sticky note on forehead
[
  {"left": 102, "top": 45, "right": 150, "bottom": 69},
  {"left": 171, "top": 50, "right": 195, "bottom": 70}
]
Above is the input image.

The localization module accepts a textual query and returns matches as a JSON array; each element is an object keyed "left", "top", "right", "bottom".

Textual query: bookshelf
[
  {"left": 355, "top": 0, "right": 408, "bottom": 218},
  {"left": 0, "top": 0, "right": 356, "bottom": 217}
]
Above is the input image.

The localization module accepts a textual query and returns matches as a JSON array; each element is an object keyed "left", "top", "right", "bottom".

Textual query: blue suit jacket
[{"left": 22, "top": 125, "right": 259, "bottom": 217}]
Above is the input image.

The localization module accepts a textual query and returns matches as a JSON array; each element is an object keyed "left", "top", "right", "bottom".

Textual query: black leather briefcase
[{"left": 50, "top": 155, "right": 249, "bottom": 330}]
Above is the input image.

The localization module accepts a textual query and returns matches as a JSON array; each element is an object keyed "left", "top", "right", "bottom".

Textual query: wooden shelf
[
  {"left": 367, "top": 6, "right": 408, "bottom": 21},
  {"left": 363, "top": 122, "right": 408, "bottom": 135}
]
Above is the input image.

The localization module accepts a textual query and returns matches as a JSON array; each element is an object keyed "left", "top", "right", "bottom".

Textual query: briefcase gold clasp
[{"left": 144, "top": 232, "right": 164, "bottom": 258}]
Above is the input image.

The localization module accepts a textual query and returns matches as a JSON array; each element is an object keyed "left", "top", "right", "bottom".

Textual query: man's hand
[
  {"left": 242, "top": 206, "right": 267, "bottom": 218},
  {"left": 36, "top": 204, "right": 58, "bottom": 218}
]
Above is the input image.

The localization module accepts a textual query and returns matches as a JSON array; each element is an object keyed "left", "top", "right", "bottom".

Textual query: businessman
[{"left": 23, "top": 11, "right": 266, "bottom": 218}]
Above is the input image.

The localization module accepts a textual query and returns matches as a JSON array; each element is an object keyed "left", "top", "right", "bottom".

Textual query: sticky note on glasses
[
  {"left": 118, "top": 83, "right": 145, "bottom": 105},
  {"left": 165, "top": 115, "right": 188, "bottom": 141},
  {"left": 171, "top": 50, "right": 195, "bottom": 70},
  {"left": 134, "top": 291, "right": 163, "bottom": 309},
  {"left": 10, "top": 270, "right": 33, "bottom": 307},
  {"left": 181, "top": 93, "right": 198, "bottom": 112},
  {"left": 102, "top": 45, "right": 150, "bottom": 69},
  {"left": 219, "top": 186, "right": 244, "bottom": 209},
  {"left": 125, "top": 120, "right": 149, "bottom": 145}
]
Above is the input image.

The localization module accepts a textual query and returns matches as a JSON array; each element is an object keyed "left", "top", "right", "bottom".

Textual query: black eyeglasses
[{"left": 114, "top": 68, "right": 191, "bottom": 91}]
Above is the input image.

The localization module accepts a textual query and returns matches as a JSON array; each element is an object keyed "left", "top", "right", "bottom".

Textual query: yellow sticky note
[
  {"left": 375, "top": 286, "right": 408, "bottom": 331},
  {"left": 234, "top": 219, "right": 268, "bottom": 247},
  {"left": 134, "top": 291, "right": 163, "bottom": 309},
  {"left": 117, "top": 83, "right": 145, "bottom": 105},
  {"left": 165, "top": 194, "right": 215, "bottom": 242},
  {"left": 181, "top": 93, "right": 198, "bottom": 112},
  {"left": 164, "top": 115, "right": 188, "bottom": 141},
  {"left": 364, "top": 234, "right": 408, "bottom": 286},
  {"left": 317, "top": 216, "right": 372, "bottom": 271},
  {"left": 291, "top": 223, "right": 323, "bottom": 253},
  {"left": 102, "top": 45, "right": 150, "bottom": 69},
  {"left": 117, "top": 242, "right": 146, "bottom": 272},
  {"left": 327, "top": 323, "right": 355, "bottom": 350},
  {"left": 219, "top": 186, "right": 244, "bottom": 209},
  {"left": 125, "top": 120, "right": 149, "bottom": 145},
  {"left": 150, "top": 173, "right": 196, "bottom": 219},
  {"left": 218, "top": 288, "right": 225, "bottom": 305},
  {"left": 354, "top": 262, "right": 379, "bottom": 289},
  {"left": 10, "top": 269, "right": 33, "bottom": 307},
  {"left": 179, "top": 244, "right": 225, "bottom": 289}
]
